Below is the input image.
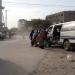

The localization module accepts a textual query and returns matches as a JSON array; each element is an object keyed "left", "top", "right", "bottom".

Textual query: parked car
[{"left": 0, "top": 32, "right": 6, "bottom": 40}]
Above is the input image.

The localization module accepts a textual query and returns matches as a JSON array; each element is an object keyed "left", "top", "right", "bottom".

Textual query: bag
[{"left": 44, "top": 40, "right": 49, "bottom": 47}]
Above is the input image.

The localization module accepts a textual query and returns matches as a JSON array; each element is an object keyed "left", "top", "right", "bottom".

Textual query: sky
[{"left": 2, "top": 0, "right": 75, "bottom": 29}]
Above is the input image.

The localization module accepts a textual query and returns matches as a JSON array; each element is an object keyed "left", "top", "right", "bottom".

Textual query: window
[{"left": 61, "top": 14, "right": 63, "bottom": 16}]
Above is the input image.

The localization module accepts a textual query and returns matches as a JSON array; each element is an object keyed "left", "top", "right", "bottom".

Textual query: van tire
[{"left": 63, "top": 40, "right": 71, "bottom": 51}]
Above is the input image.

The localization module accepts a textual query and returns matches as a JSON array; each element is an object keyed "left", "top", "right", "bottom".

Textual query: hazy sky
[{"left": 2, "top": 0, "right": 75, "bottom": 28}]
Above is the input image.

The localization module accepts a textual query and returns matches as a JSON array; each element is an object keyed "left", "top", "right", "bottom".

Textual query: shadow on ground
[
  {"left": 45, "top": 45, "right": 75, "bottom": 53},
  {"left": 0, "top": 59, "right": 28, "bottom": 75}
]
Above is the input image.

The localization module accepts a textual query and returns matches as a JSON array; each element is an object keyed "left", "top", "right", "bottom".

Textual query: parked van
[{"left": 47, "top": 21, "right": 75, "bottom": 50}]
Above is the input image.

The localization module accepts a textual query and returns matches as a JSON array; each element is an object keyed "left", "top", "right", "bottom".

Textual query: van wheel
[{"left": 63, "top": 40, "right": 71, "bottom": 51}]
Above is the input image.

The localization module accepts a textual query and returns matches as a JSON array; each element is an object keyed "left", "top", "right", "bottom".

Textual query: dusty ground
[
  {"left": 0, "top": 36, "right": 47, "bottom": 75},
  {"left": 33, "top": 47, "right": 75, "bottom": 75},
  {"left": 0, "top": 35, "right": 75, "bottom": 75}
]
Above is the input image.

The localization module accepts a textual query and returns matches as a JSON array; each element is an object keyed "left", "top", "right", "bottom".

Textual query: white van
[{"left": 47, "top": 21, "right": 75, "bottom": 50}]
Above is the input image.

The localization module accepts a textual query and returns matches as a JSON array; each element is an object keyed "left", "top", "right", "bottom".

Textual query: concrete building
[
  {"left": 18, "top": 19, "right": 27, "bottom": 30},
  {"left": 46, "top": 11, "right": 75, "bottom": 24},
  {"left": 18, "top": 19, "right": 28, "bottom": 33}
]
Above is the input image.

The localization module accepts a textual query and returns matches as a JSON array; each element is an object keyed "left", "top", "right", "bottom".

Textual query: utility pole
[
  {"left": 5, "top": 10, "right": 7, "bottom": 27},
  {"left": 2, "top": 12, "right": 5, "bottom": 27}
]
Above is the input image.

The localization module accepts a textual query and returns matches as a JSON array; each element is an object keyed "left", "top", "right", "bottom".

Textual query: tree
[
  {"left": 29, "top": 19, "right": 51, "bottom": 29},
  {"left": 18, "top": 18, "right": 52, "bottom": 32}
]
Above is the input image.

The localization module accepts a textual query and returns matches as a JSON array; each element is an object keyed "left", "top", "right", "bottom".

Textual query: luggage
[{"left": 44, "top": 39, "right": 49, "bottom": 47}]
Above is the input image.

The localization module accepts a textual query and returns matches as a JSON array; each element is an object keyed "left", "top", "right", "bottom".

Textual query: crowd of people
[{"left": 29, "top": 28, "right": 49, "bottom": 49}]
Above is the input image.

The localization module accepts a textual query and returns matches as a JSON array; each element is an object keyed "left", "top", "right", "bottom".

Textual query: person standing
[{"left": 29, "top": 29, "right": 34, "bottom": 40}]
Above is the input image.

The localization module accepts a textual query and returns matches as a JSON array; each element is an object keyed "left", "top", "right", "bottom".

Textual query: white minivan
[{"left": 47, "top": 21, "right": 75, "bottom": 50}]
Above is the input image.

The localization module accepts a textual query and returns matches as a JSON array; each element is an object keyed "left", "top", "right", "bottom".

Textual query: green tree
[{"left": 29, "top": 19, "right": 51, "bottom": 29}]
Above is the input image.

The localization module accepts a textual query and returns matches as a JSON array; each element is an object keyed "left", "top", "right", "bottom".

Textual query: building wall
[
  {"left": 64, "top": 11, "right": 75, "bottom": 22},
  {"left": 46, "top": 12, "right": 64, "bottom": 24},
  {"left": 46, "top": 11, "right": 75, "bottom": 25},
  {"left": 18, "top": 19, "right": 27, "bottom": 31}
]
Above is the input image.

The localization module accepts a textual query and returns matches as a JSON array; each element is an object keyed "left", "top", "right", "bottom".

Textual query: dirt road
[
  {"left": 0, "top": 36, "right": 75, "bottom": 75},
  {"left": 0, "top": 37, "right": 47, "bottom": 75},
  {"left": 33, "top": 47, "right": 75, "bottom": 75}
]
